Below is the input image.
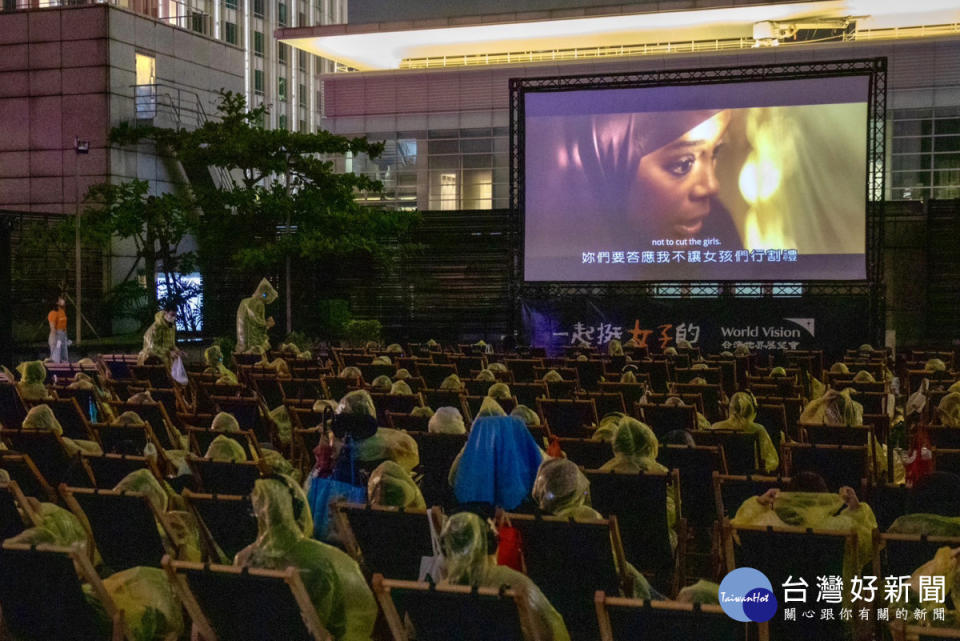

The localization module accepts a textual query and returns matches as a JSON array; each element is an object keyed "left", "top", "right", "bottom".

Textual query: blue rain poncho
[{"left": 452, "top": 416, "right": 544, "bottom": 510}]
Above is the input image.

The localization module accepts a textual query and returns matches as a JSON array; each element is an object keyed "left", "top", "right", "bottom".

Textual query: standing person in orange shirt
[{"left": 47, "top": 296, "right": 69, "bottom": 363}]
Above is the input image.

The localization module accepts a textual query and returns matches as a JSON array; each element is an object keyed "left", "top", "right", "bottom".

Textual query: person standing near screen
[{"left": 47, "top": 296, "right": 68, "bottom": 363}]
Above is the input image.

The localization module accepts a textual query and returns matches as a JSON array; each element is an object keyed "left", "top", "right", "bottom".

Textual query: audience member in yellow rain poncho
[
  {"left": 114, "top": 469, "right": 202, "bottom": 563},
  {"left": 531, "top": 458, "right": 659, "bottom": 600},
  {"left": 428, "top": 406, "right": 466, "bottom": 434},
  {"left": 5, "top": 501, "right": 87, "bottom": 547},
  {"left": 367, "top": 460, "right": 425, "bottom": 509},
  {"left": 902, "top": 546, "right": 960, "bottom": 627},
  {"left": 236, "top": 278, "right": 279, "bottom": 354},
  {"left": 799, "top": 388, "right": 900, "bottom": 482},
  {"left": 937, "top": 392, "right": 960, "bottom": 428},
  {"left": 607, "top": 339, "right": 624, "bottom": 356},
  {"left": 596, "top": 418, "right": 678, "bottom": 549},
  {"left": 22, "top": 403, "right": 102, "bottom": 456},
  {"left": 203, "top": 345, "right": 238, "bottom": 384},
  {"left": 664, "top": 395, "right": 711, "bottom": 431},
  {"left": 205, "top": 434, "right": 248, "bottom": 462},
  {"left": 542, "top": 370, "right": 563, "bottom": 383},
  {"left": 708, "top": 392, "right": 779, "bottom": 473},
  {"left": 137, "top": 308, "right": 179, "bottom": 367},
  {"left": 439, "top": 511, "right": 570, "bottom": 641},
  {"left": 235, "top": 476, "right": 377, "bottom": 641},
  {"left": 927, "top": 358, "right": 948, "bottom": 373},
  {"left": 592, "top": 412, "right": 626, "bottom": 443},
  {"left": 389, "top": 380, "right": 412, "bottom": 396},
  {"left": 16, "top": 360, "right": 50, "bottom": 401},
  {"left": 488, "top": 383, "right": 512, "bottom": 402},
  {"left": 476, "top": 369, "right": 497, "bottom": 383},
  {"left": 68, "top": 372, "right": 117, "bottom": 422},
  {"left": 98, "top": 566, "right": 185, "bottom": 641},
  {"left": 337, "top": 390, "right": 418, "bottom": 472},
  {"left": 211, "top": 411, "right": 241, "bottom": 433},
  {"left": 439, "top": 374, "right": 463, "bottom": 391},
  {"left": 339, "top": 366, "right": 361, "bottom": 380},
  {"left": 731, "top": 486, "right": 877, "bottom": 578},
  {"left": 370, "top": 375, "right": 393, "bottom": 393},
  {"left": 511, "top": 404, "right": 541, "bottom": 429},
  {"left": 487, "top": 362, "right": 508, "bottom": 375}
]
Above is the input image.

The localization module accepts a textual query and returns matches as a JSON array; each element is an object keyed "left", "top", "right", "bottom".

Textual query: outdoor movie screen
[{"left": 522, "top": 75, "right": 869, "bottom": 281}]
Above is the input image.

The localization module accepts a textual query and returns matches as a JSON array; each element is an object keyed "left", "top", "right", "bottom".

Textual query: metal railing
[
  {"left": 1, "top": 0, "right": 213, "bottom": 36},
  {"left": 133, "top": 83, "right": 234, "bottom": 189}
]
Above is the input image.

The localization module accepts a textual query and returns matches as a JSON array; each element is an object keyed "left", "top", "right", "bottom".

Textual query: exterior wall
[{"left": 319, "top": 35, "right": 960, "bottom": 209}]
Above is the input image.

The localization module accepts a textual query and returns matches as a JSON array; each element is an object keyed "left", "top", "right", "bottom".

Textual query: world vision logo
[
  {"left": 718, "top": 568, "right": 778, "bottom": 623},
  {"left": 783, "top": 318, "right": 815, "bottom": 337}
]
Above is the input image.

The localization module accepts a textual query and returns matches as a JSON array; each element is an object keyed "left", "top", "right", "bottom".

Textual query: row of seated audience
[{"left": 0, "top": 339, "right": 958, "bottom": 640}]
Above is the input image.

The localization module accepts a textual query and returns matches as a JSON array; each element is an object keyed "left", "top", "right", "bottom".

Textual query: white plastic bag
[
  {"left": 418, "top": 507, "right": 446, "bottom": 583},
  {"left": 170, "top": 355, "right": 188, "bottom": 385}
]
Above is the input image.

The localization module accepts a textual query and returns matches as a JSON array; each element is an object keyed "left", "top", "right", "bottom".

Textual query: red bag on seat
[{"left": 496, "top": 522, "right": 524, "bottom": 572}]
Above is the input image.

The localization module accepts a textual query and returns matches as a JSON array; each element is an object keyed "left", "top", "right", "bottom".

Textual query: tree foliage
[{"left": 109, "top": 91, "right": 419, "bottom": 275}]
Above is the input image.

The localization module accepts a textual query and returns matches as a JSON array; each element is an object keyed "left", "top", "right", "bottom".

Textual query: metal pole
[{"left": 74, "top": 137, "right": 89, "bottom": 347}]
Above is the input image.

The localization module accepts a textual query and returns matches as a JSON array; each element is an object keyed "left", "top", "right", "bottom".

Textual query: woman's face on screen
[{"left": 633, "top": 110, "right": 731, "bottom": 239}]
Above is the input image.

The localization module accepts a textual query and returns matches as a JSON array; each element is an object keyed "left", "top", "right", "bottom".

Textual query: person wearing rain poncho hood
[
  {"left": 487, "top": 382, "right": 512, "bottom": 402},
  {"left": 937, "top": 392, "right": 960, "bottom": 428},
  {"left": 439, "top": 374, "right": 463, "bottom": 391},
  {"left": 731, "top": 484, "right": 878, "bottom": 579},
  {"left": 22, "top": 403, "right": 102, "bottom": 456},
  {"left": 448, "top": 409, "right": 545, "bottom": 511},
  {"left": 532, "top": 458, "right": 659, "bottom": 601},
  {"left": 367, "top": 460, "right": 425, "bottom": 509},
  {"left": 203, "top": 345, "right": 238, "bottom": 384},
  {"left": 236, "top": 476, "right": 377, "bottom": 641},
  {"left": 15, "top": 360, "right": 51, "bottom": 401},
  {"left": 369, "top": 375, "right": 393, "bottom": 393},
  {"left": 333, "top": 390, "right": 418, "bottom": 472},
  {"left": 236, "top": 278, "right": 279, "bottom": 354},
  {"left": 439, "top": 511, "right": 570, "bottom": 641},
  {"left": 597, "top": 418, "right": 679, "bottom": 550},
  {"left": 429, "top": 406, "right": 466, "bottom": 434},
  {"left": 137, "top": 304, "right": 181, "bottom": 367},
  {"left": 799, "top": 388, "right": 900, "bottom": 482},
  {"left": 708, "top": 392, "right": 779, "bottom": 473}
]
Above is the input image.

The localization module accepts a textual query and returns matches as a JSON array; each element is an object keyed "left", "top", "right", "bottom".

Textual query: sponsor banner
[{"left": 519, "top": 296, "right": 869, "bottom": 356}]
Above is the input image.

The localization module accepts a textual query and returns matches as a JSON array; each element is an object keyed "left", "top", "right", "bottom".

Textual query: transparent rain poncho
[
  {"left": 607, "top": 340, "right": 624, "bottom": 356},
  {"left": 592, "top": 412, "right": 625, "bottom": 443},
  {"left": 439, "top": 374, "right": 463, "bottom": 391},
  {"left": 389, "top": 380, "right": 413, "bottom": 396},
  {"left": 203, "top": 345, "right": 238, "bottom": 384},
  {"left": 888, "top": 514, "right": 960, "bottom": 538},
  {"left": 211, "top": 411, "right": 241, "bottom": 433},
  {"left": 339, "top": 366, "right": 362, "bottom": 380},
  {"left": 22, "top": 403, "right": 101, "bottom": 456},
  {"left": 532, "top": 458, "right": 598, "bottom": 521},
  {"left": 5, "top": 501, "right": 87, "bottom": 548},
  {"left": 114, "top": 469, "right": 202, "bottom": 562},
  {"left": 475, "top": 369, "right": 497, "bottom": 383},
  {"left": 510, "top": 405, "right": 541, "bottom": 428},
  {"left": 16, "top": 360, "right": 50, "bottom": 401},
  {"left": 236, "top": 278, "right": 279, "bottom": 354},
  {"left": 487, "top": 383, "right": 512, "bottom": 401},
  {"left": 410, "top": 406, "right": 434, "bottom": 419},
  {"left": 101, "top": 566, "right": 184, "bottom": 641},
  {"left": 542, "top": 370, "right": 563, "bottom": 383},
  {"left": 204, "top": 434, "right": 247, "bottom": 462},
  {"left": 937, "top": 392, "right": 960, "bottom": 428},
  {"left": 732, "top": 489, "right": 878, "bottom": 576},
  {"left": 439, "top": 512, "right": 570, "bottom": 641},
  {"left": 428, "top": 407, "right": 466, "bottom": 434},
  {"left": 338, "top": 390, "right": 419, "bottom": 471},
  {"left": 709, "top": 392, "right": 779, "bottom": 473},
  {"left": 270, "top": 404, "right": 293, "bottom": 445},
  {"left": 367, "top": 460, "right": 426, "bottom": 509},
  {"left": 138, "top": 312, "right": 177, "bottom": 366},
  {"left": 234, "top": 477, "right": 378, "bottom": 641},
  {"left": 370, "top": 375, "right": 393, "bottom": 393},
  {"left": 926, "top": 358, "right": 948, "bottom": 373},
  {"left": 393, "top": 368, "right": 412, "bottom": 381},
  {"left": 487, "top": 362, "right": 508, "bottom": 375}
]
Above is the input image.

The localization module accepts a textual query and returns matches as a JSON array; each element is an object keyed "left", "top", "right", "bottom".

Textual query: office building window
[
  {"left": 279, "top": 114, "right": 288, "bottom": 130},
  {"left": 254, "top": 70, "right": 264, "bottom": 95},
  {"left": 278, "top": 2, "right": 287, "bottom": 25},
  {"left": 191, "top": 11, "right": 205, "bottom": 34},
  {"left": 253, "top": 0, "right": 263, "bottom": 16},
  {"left": 224, "top": 22, "right": 237, "bottom": 44},
  {"left": 299, "top": 119, "right": 306, "bottom": 132},
  {"left": 278, "top": 77, "right": 287, "bottom": 101},
  {"left": 225, "top": 0, "right": 237, "bottom": 8},
  {"left": 890, "top": 107, "right": 960, "bottom": 201},
  {"left": 298, "top": 50, "right": 307, "bottom": 68},
  {"left": 298, "top": 83, "right": 306, "bottom": 107},
  {"left": 278, "top": 43, "right": 288, "bottom": 65},
  {"left": 254, "top": 31, "right": 263, "bottom": 56},
  {"left": 134, "top": 52, "right": 156, "bottom": 119},
  {"left": 299, "top": 12, "right": 306, "bottom": 27}
]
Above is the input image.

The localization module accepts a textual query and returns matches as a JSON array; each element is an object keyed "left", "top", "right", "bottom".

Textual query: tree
[
  {"left": 107, "top": 91, "right": 419, "bottom": 333},
  {"left": 82, "top": 180, "right": 199, "bottom": 327}
]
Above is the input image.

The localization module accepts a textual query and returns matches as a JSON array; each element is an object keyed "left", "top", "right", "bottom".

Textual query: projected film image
[{"left": 523, "top": 76, "right": 869, "bottom": 281}]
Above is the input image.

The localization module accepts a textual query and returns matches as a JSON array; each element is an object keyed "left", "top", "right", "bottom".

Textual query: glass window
[
  {"left": 134, "top": 53, "right": 156, "bottom": 119},
  {"left": 278, "top": 43, "right": 288, "bottom": 65},
  {"left": 224, "top": 22, "right": 237, "bottom": 44},
  {"left": 278, "top": 77, "right": 287, "bottom": 101},
  {"left": 191, "top": 12, "right": 205, "bottom": 33},
  {"left": 278, "top": 2, "right": 287, "bottom": 24},
  {"left": 279, "top": 114, "right": 288, "bottom": 130},
  {"left": 225, "top": 0, "right": 237, "bottom": 7},
  {"left": 298, "top": 84, "right": 306, "bottom": 107},
  {"left": 298, "top": 50, "right": 308, "bottom": 68},
  {"left": 253, "top": 0, "right": 263, "bottom": 16},
  {"left": 254, "top": 70, "right": 264, "bottom": 95},
  {"left": 254, "top": 31, "right": 263, "bottom": 56}
]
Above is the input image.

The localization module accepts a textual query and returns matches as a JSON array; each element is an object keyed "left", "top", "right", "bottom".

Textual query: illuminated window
[
  {"left": 156, "top": 273, "right": 203, "bottom": 332},
  {"left": 134, "top": 53, "right": 156, "bottom": 118}
]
